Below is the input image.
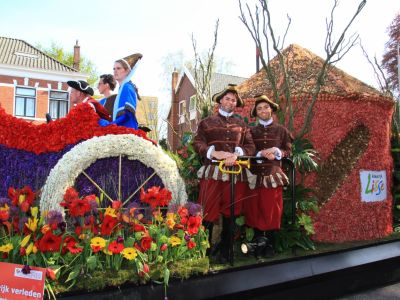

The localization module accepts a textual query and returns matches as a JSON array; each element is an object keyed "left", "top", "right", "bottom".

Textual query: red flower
[
  {"left": 160, "top": 243, "right": 168, "bottom": 251},
  {"left": 101, "top": 215, "right": 118, "bottom": 236},
  {"left": 74, "top": 226, "right": 82, "bottom": 236},
  {"left": 91, "top": 245, "right": 102, "bottom": 253},
  {"left": 158, "top": 188, "right": 172, "bottom": 207},
  {"left": 178, "top": 207, "right": 189, "bottom": 219},
  {"left": 187, "top": 240, "right": 196, "bottom": 250},
  {"left": 61, "top": 187, "right": 79, "bottom": 208},
  {"left": 139, "top": 263, "right": 150, "bottom": 277},
  {"left": 140, "top": 187, "right": 162, "bottom": 209},
  {"left": 134, "top": 242, "right": 142, "bottom": 252},
  {"left": 112, "top": 201, "right": 122, "bottom": 210},
  {"left": 69, "top": 199, "right": 91, "bottom": 217},
  {"left": 8, "top": 186, "right": 35, "bottom": 212},
  {"left": 140, "top": 186, "right": 172, "bottom": 208},
  {"left": 63, "top": 236, "right": 83, "bottom": 254},
  {"left": 133, "top": 224, "right": 145, "bottom": 232},
  {"left": 38, "top": 231, "right": 62, "bottom": 253},
  {"left": 140, "top": 236, "right": 152, "bottom": 251},
  {"left": 187, "top": 216, "right": 202, "bottom": 235},
  {"left": 0, "top": 209, "right": 9, "bottom": 222},
  {"left": 0, "top": 105, "right": 153, "bottom": 155},
  {"left": 143, "top": 263, "right": 150, "bottom": 273},
  {"left": 108, "top": 241, "right": 124, "bottom": 254},
  {"left": 46, "top": 268, "right": 56, "bottom": 281}
]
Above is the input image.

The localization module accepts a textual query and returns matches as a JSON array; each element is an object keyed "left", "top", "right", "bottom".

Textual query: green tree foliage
[
  {"left": 36, "top": 41, "right": 98, "bottom": 85},
  {"left": 382, "top": 13, "right": 400, "bottom": 95}
]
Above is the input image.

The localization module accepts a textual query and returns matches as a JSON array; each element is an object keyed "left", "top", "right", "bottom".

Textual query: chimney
[
  {"left": 256, "top": 47, "right": 260, "bottom": 73},
  {"left": 171, "top": 68, "right": 179, "bottom": 102},
  {"left": 73, "top": 40, "right": 80, "bottom": 71},
  {"left": 170, "top": 68, "right": 179, "bottom": 151}
]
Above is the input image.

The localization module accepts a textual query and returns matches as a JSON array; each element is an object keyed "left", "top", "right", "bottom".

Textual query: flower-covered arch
[{"left": 40, "top": 134, "right": 187, "bottom": 215}]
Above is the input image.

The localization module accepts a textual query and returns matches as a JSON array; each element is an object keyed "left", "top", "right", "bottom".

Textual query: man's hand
[
  {"left": 261, "top": 147, "right": 277, "bottom": 160},
  {"left": 212, "top": 150, "right": 233, "bottom": 160},
  {"left": 224, "top": 153, "right": 238, "bottom": 166}
]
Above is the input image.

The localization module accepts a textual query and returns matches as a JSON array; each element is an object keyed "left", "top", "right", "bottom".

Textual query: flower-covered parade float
[{"left": 0, "top": 105, "right": 209, "bottom": 299}]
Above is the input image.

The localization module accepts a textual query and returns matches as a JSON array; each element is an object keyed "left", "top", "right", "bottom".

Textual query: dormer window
[{"left": 14, "top": 51, "right": 39, "bottom": 59}]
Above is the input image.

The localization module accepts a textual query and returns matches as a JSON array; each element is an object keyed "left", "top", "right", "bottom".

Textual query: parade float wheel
[{"left": 40, "top": 134, "right": 187, "bottom": 216}]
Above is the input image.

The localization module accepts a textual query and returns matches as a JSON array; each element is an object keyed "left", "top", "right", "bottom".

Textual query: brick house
[
  {"left": 137, "top": 95, "right": 159, "bottom": 140},
  {"left": 0, "top": 37, "right": 87, "bottom": 123},
  {"left": 167, "top": 67, "right": 247, "bottom": 151}
]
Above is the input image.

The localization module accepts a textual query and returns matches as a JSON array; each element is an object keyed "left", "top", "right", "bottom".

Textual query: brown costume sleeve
[
  {"left": 193, "top": 120, "right": 210, "bottom": 159},
  {"left": 241, "top": 125, "right": 256, "bottom": 156}
]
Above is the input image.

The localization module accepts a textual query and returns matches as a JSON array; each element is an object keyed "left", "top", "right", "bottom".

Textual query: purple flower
[
  {"left": 89, "top": 199, "right": 98, "bottom": 214},
  {"left": 116, "top": 236, "right": 124, "bottom": 243},
  {"left": 21, "top": 265, "right": 31, "bottom": 274},
  {"left": 0, "top": 197, "right": 10, "bottom": 207},
  {"left": 45, "top": 210, "right": 64, "bottom": 225},
  {"left": 186, "top": 202, "right": 202, "bottom": 216},
  {"left": 184, "top": 234, "right": 191, "bottom": 242}
]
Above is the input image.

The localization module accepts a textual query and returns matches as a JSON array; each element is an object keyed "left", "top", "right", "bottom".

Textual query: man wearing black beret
[{"left": 67, "top": 80, "right": 111, "bottom": 121}]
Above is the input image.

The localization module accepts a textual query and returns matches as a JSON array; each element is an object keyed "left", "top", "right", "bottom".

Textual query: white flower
[{"left": 40, "top": 134, "right": 187, "bottom": 216}]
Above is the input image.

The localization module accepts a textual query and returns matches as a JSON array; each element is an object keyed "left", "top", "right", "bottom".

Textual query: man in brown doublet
[
  {"left": 244, "top": 95, "right": 293, "bottom": 245},
  {"left": 193, "top": 84, "right": 255, "bottom": 262}
]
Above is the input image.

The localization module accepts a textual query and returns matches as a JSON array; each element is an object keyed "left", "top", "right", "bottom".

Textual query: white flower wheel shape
[{"left": 40, "top": 134, "right": 187, "bottom": 216}]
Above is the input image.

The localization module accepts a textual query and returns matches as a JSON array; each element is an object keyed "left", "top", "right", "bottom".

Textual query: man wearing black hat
[
  {"left": 244, "top": 95, "right": 293, "bottom": 250},
  {"left": 67, "top": 80, "right": 111, "bottom": 121},
  {"left": 193, "top": 84, "right": 255, "bottom": 263}
]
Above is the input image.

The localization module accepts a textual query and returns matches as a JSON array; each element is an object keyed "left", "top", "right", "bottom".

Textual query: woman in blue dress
[{"left": 99, "top": 53, "right": 142, "bottom": 129}]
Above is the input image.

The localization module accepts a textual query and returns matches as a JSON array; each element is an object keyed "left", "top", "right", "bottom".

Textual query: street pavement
[{"left": 336, "top": 283, "right": 400, "bottom": 300}]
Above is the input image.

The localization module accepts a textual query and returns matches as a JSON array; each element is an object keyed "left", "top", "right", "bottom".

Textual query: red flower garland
[{"left": 0, "top": 104, "right": 154, "bottom": 155}]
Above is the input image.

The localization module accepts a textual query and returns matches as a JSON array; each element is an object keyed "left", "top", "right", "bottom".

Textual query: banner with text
[
  {"left": 0, "top": 262, "right": 45, "bottom": 300},
  {"left": 360, "top": 170, "right": 387, "bottom": 202}
]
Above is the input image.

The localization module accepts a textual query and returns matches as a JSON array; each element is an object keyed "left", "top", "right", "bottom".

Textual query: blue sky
[{"left": 0, "top": 0, "right": 399, "bottom": 121}]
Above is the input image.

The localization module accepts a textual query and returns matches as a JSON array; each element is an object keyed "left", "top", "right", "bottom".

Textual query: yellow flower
[
  {"left": 154, "top": 211, "right": 163, "bottom": 222},
  {"left": 103, "top": 248, "right": 113, "bottom": 255},
  {"left": 32, "top": 244, "right": 38, "bottom": 254},
  {"left": 90, "top": 237, "right": 106, "bottom": 249},
  {"left": 18, "top": 194, "right": 26, "bottom": 205},
  {"left": 121, "top": 247, "right": 137, "bottom": 260},
  {"left": 26, "top": 242, "right": 34, "bottom": 255},
  {"left": 166, "top": 218, "right": 175, "bottom": 230},
  {"left": 30, "top": 207, "right": 38, "bottom": 218},
  {"left": 169, "top": 236, "right": 181, "bottom": 247},
  {"left": 20, "top": 234, "right": 31, "bottom": 248},
  {"left": 0, "top": 243, "right": 13, "bottom": 253},
  {"left": 166, "top": 212, "right": 175, "bottom": 220},
  {"left": 25, "top": 217, "right": 38, "bottom": 232},
  {"left": 104, "top": 207, "right": 117, "bottom": 218}
]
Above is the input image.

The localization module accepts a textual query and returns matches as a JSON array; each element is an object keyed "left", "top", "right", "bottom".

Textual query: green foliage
[
  {"left": 274, "top": 184, "right": 319, "bottom": 252},
  {"left": 291, "top": 137, "right": 319, "bottom": 174},
  {"left": 36, "top": 41, "right": 98, "bottom": 85},
  {"left": 174, "top": 132, "right": 202, "bottom": 201}
]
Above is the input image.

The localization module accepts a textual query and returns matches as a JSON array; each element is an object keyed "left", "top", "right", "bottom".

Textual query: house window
[
  {"left": 178, "top": 100, "right": 186, "bottom": 124},
  {"left": 49, "top": 90, "right": 69, "bottom": 119},
  {"left": 189, "top": 95, "right": 197, "bottom": 120},
  {"left": 15, "top": 87, "right": 36, "bottom": 117}
]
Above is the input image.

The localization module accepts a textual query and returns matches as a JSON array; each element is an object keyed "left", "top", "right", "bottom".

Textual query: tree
[
  {"left": 238, "top": 0, "right": 366, "bottom": 138},
  {"left": 191, "top": 19, "right": 220, "bottom": 118},
  {"left": 36, "top": 41, "right": 98, "bottom": 85},
  {"left": 382, "top": 13, "right": 400, "bottom": 96}
]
